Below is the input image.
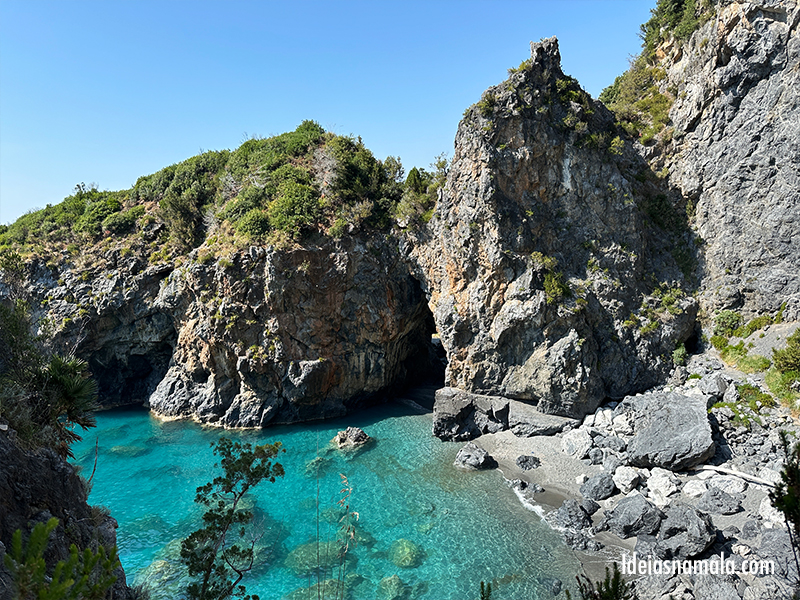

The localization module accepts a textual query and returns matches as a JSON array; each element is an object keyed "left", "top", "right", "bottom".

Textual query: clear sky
[{"left": 0, "top": 1, "right": 655, "bottom": 225}]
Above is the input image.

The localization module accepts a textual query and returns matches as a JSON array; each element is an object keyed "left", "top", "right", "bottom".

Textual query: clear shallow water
[{"left": 72, "top": 399, "right": 580, "bottom": 599}]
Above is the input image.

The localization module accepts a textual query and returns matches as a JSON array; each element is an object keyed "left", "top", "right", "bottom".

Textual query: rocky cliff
[
  {"left": 405, "top": 37, "right": 697, "bottom": 419},
  {"left": 650, "top": 0, "right": 800, "bottom": 318},
  {"left": 0, "top": 429, "right": 132, "bottom": 599}
]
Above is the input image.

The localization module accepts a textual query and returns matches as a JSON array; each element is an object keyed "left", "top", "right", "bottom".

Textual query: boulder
[
  {"left": 759, "top": 496, "right": 785, "bottom": 525},
  {"left": 681, "top": 480, "right": 707, "bottom": 498},
  {"left": 453, "top": 442, "right": 496, "bottom": 470},
  {"left": 612, "top": 466, "right": 640, "bottom": 494},
  {"left": 697, "top": 487, "right": 742, "bottom": 515},
  {"left": 331, "top": 427, "right": 372, "bottom": 450},
  {"left": 624, "top": 392, "right": 715, "bottom": 471},
  {"left": 515, "top": 455, "right": 541, "bottom": 470},
  {"left": 549, "top": 499, "right": 592, "bottom": 530},
  {"left": 655, "top": 504, "right": 716, "bottom": 560},
  {"left": 707, "top": 474, "right": 747, "bottom": 495},
  {"left": 602, "top": 494, "right": 664, "bottom": 539},
  {"left": 646, "top": 469, "right": 679, "bottom": 507},
  {"left": 580, "top": 473, "right": 617, "bottom": 501},
  {"left": 377, "top": 575, "right": 410, "bottom": 600},
  {"left": 561, "top": 428, "right": 593, "bottom": 459}
]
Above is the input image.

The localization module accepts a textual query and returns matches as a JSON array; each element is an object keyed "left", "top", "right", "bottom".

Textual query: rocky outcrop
[
  {"left": 654, "top": 1, "right": 800, "bottom": 318},
  {"left": 0, "top": 430, "right": 132, "bottom": 600},
  {"left": 406, "top": 37, "right": 697, "bottom": 420},
  {"left": 146, "top": 237, "right": 434, "bottom": 426}
]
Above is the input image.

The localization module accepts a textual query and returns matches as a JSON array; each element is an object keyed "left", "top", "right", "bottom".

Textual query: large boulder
[
  {"left": 697, "top": 487, "right": 742, "bottom": 515},
  {"left": 601, "top": 494, "right": 664, "bottom": 539},
  {"left": 653, "top": 504, "right": 716, "bottom": 560},
  {"left": 453, "top": 442, "right": 497, "bottom": 470},
  {"left": 623, "top": 392, "right": 715, "bottom": 471},
  {"left": 580, "top": 473, "right": 617, "bottom": 501}
]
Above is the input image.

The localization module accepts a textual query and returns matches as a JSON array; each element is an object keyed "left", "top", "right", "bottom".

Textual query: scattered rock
[
  {"left": 759, "top": 496, "right": 785, "bottom": 525},
  {"left": 612, "top": 466, "right": 640, "bottom": 495},
  {"left": 697, "top": 487, "right": 742, "bottom": 515},
  {"left": 580, "top": 473, "right": 617, "bottom": 501},
  {"left": 655, "top": 504, "right": 716, "bottom": 560},
  {"left": 453, "top": 442, "right": 497, "bottom": 470},
  {"left": 682, "top": 480, "right": 707, "bottom": 498},
  {"left": 515, "top": 455, "right": 541, "bottom": 470},
  {"left": 549, "top": 499, "right": 592, "bottom": 530},
  {"left": 601, "top": 494, "right": 664, "bottom": 539},
  {"left": 561, "top": 428, "right": 593, "bottom": 459}
]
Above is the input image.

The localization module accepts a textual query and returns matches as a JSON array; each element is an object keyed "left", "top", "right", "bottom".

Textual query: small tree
[
  {"left": 181, "top": 437, "right": 284, "bottom": 600},
  {"left": 4, "top": 517, "right": 119, "bottom": 600}
]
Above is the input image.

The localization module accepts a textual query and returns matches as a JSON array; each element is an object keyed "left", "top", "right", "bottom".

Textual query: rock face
[
  {"left": 145, "top": 237, "right": 435, "bottom": 426},
  {"left": 407, "top": 37, "right": 696, "bottom": 420},
  {"left": 655, "top": 1, "right": 800, "bottom": 318},
  {"left": 0, "top": 431, "right": 132, "bottom": 600},
  {"left": 623, "top": 391, "right": 715, "bottom": 471}
]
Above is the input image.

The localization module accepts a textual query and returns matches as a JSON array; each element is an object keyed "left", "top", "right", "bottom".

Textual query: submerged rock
[{"left": 388, "top": 538, "right": 424, "bottom": 569}]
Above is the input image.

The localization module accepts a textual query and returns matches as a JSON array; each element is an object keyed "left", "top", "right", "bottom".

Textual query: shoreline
[{"left": 476, "top": 429, "right": 635, "bottom": 583}]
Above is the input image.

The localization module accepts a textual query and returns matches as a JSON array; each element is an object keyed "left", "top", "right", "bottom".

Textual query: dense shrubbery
[
  {"left": 0, "top": 120, "right": 443, "bottom": 254},
  {"left": 599, "top": 1, "right": 715, "bottom": 145}
]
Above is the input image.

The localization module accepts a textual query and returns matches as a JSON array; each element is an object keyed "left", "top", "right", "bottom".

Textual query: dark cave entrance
[{"left": 88, "top": 324, "right": 177, "bottom": 408}]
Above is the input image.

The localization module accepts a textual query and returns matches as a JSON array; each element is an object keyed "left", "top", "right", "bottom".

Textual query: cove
[{"left": 71, "top": 393, "right": 581, "bottom": 599}]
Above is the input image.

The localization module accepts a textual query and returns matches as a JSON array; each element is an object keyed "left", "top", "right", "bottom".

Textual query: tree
[
  {"left": 180, "top": 437, "right": 285, "bottom": 600},
  {"left": 3, "top": 517, "right": 120, "bottom": 600}
]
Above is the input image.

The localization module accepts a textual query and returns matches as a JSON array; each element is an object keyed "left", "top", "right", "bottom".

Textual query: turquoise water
[{"left": 72, "top": 399, "right": 580, "bottom": 599}]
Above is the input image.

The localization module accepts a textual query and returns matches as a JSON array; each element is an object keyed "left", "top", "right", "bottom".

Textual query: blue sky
[{"left": 0, "top": 1, "right": 655, "bottom": 224}]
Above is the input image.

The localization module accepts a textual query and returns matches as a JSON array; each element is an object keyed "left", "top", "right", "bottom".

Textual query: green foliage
[
  {"left": 565, "top": 563, "right": 636, "bottom": 600},
  {"left": 181, "top": 437, "right": 284, "bottom": 600},
  {"left": 733, "top": 314, "right": 773, "bottom": 338},
  {"left": 673, "top": 343, "right": 688, "bottom": 366},
  {"left": 394, "top": 154, "right": 448, "bottom": 228},
  {"left": 774, "top": 329, "right": 800, "bottom": 374},
  {"left": 0, "top": 300, "right": 98, "bottom": 458},
  {"left": 710, "top": 335, "right": 729, "bottom": 351},
  {"left": 713, "top": 310, "right": 742, "bottom": 337},
  {"left": 101, "top": 205, "right": 145, "bottom": 234},
  {"left": 4, "top": 517, "right": 119, "bottom": 600},
  {"left": 157, "top": 150, "right": 230, "bottom": 248},
  {"left": 544, "top": 271, "right": 571, "bottom": 305},
  {"left": 476, "top": 91, "right": 497, "bottom": 118},
  {"left": 267, "top": 181, "right": 320, "bottom": 238},
  {"left": 765, "top": 368, "right": 800, "bottom": 409},
  {"left": 737, "top": 383, "right": 776, "bottom": 410}
]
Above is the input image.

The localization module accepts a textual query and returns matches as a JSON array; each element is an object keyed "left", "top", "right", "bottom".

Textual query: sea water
[{"left": 71, "top": 397, "right": 580, "bottom": 599}]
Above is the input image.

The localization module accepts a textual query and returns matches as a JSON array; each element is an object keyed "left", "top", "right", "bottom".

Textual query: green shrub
[
  {"left": 476, "top": 91, "right": 497, "bottom": 118},
  {"left": 733, "top": 314, "right": 773, "bottom": 338},
  {"left": 544, "top": 271, "right": 571, "bottom": 304},
  {"left": 267, "top": 181, "right": 320, "bottom": 236},
  {"left": 673, "top": 343, "right": 688, "bottom": 366},
  {"left": 101, "top": 205, "right": 145, "bottom": 234},
  {"left": 235, "top": 209, "right": 271, "bottom": 239},
  {"left": 737, "top": 383, "right": 776, "bottom": 410},
  {"left": 774, "top": 329, "right": 800, "bottom": 374},
  {"left": 710, "top": 335, "right": 729, "bottom": 350},
  {"left": 713, "top": 310, "right": 742, "bottom": 337},
  {"left": 765, "top": 368, "right": 800, "bottom": 408}
]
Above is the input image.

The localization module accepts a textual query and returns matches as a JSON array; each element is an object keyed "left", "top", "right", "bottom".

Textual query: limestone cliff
[
  {"left": 405, "top": 38, "right": 697, "bottom": 419},
  {"left": 648, "top": 0, "right": 800, "bottom": 318}
]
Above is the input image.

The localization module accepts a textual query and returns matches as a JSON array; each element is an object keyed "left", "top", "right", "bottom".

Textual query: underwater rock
[
  {"left": 304, "top": 456, "right": 332, "bottom": 478},
  {"left": 388, "top": 538, "right": 424, "bottom": 569},
  {"left": 109, "top": 445, "right": 152, "bottom": 458},
  {"left": 377, "top": 574, "right": 411, "bottom": 600},
  {"left": 284, "top": 540, "right": 347, "bottom": 575}
]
